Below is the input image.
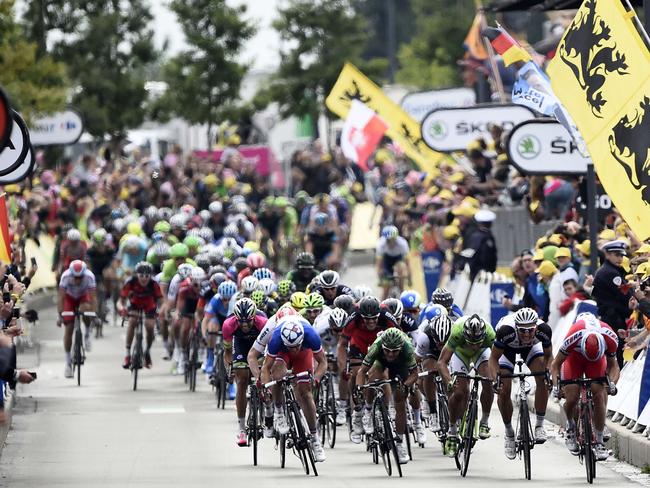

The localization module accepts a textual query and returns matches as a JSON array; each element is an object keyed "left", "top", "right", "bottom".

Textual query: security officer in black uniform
[
  {"left": 592, "top": 240, "right": 633, "bottom": 367},
  {"left": 461, "top": 209, "right": 498, "bottom": 281}
]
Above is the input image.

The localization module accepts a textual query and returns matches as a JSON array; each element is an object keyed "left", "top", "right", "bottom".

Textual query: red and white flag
[{"left": 340, "top": 100, "right": 388, "bottom": 172}]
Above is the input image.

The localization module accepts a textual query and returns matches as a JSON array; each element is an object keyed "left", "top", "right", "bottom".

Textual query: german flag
[{"left": 482, "top": 25, "right": 531, "bottom": 67}]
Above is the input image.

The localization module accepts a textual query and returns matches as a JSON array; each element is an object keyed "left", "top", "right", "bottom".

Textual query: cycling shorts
[
  {"left": 498, "top": 342, "right": 544, "bottom": 372},
  {"left": 128, "top": 305, "right": 157, "bottom": 319},
  {"left": 233, "top": 337, "right": 256, "bottom": 369},
  {"left": 369, "top": 359, "right": 412, "bottom": 382},
  {"left": 181, "top": 298, "right": 199, "bottom": 318},
  {"left": 62, "top": 293, "right": 92, "bottom": 322},
  {"left": 561, "top": 352, "right": 607, "bottom": 381},
  {"left": 380, "top": 254, "right": 403, "bottom": 278},
  {"left": 449, "top": 348, "right": 490, "bottom": 375},
  {"left": 348, "top": 345, "right": 365, "bottom": 363},
  {"left": 274, "top": 349, "right": 314, "bottom": 382}
]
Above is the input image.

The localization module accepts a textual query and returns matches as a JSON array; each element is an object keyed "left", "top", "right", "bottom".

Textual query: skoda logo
[
  {"left": 426, "top": 120, "right": 447, "bottom": 140},
  {"left": 516, "top": 134, "right": 541, "bottom": 159}
]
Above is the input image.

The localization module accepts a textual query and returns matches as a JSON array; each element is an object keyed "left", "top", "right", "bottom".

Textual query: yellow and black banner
[
  {"left": 547, "top": 0, "right": 650, "bottom": 239},
  {"left": 326, "top": 63, "right": 446, "bottom": 173}
]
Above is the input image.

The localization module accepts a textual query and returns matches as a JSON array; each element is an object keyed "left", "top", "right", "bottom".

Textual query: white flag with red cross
[{"left": 340, "top": 100, "right": 389, "bottom": 172}]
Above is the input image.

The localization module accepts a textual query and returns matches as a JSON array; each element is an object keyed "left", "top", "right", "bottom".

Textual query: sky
[{"left": 150, "top": 0, "right": 282, "bottom": 71}]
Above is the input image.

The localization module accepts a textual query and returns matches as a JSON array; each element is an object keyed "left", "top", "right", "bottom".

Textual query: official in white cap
[
  {"left": 474, "top": 209, "right": 497, "bottom": 223},
  {"left": 592, "top": 238, "right": 631, "bottom": 368}
]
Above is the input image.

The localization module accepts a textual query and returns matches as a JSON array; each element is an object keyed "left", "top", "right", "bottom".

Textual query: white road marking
[{"left": 139, "top": 406, "right": 185, "bottom": 414}]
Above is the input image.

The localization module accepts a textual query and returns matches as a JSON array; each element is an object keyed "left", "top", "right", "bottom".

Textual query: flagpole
[
  {"left": 477, "top": 6, "right": 506, "bottom": 103},
  {"left": 586, "top": 164, "right": 599, "bottom": 275}
]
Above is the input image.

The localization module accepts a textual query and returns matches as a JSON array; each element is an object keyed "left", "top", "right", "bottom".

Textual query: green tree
[
  {"left": 0, "top": 0, "right": 67, "bottom": 123},
  {"left": 395, "top": 0, "right": 475, "bottom": 89},
  {"left": 256, "top": 0, "right": 386, "bottom": 135},
  {"left": 47, "top": 0, "right": 157, "bottom": 141},
  {"left": 155, "top": 0, "right": 256, "bottom": 145}
]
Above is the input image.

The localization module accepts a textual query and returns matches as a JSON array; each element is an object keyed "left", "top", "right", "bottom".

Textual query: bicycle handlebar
[
  {"left": 559, "top": 376, "right": 608, "bottom": 387},
  {"left": 500, "top": 370, "right": 548, "bottom": 380},
  {"left": 358, "top": 377, "right": 401, "bottom": 390},
  {"left": 61, "top": 311, "right": 96, "bottom": 318},
  {"left": 452, "top": 371, "right": 491, "bottom": 382},
  {"left": 264, "top": 370, "right": 311, "bottom": 388}
]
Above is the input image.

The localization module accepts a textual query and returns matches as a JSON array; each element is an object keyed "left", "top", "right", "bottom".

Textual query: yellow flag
[
  {"left": 547, "top": 0, "right": 650, "bottom": 239},
  {"left": 326, "top": 63, "right": 446, "bottom": 173}
]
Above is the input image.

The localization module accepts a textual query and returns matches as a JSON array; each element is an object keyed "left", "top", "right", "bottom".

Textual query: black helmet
[
  {"left": 233, "top": 257, "right": 248, "bottom": 273},
  {"left": 319, "top": 270, "right": 340, "bottom": 288},
  {"left": 333, "top": 294, "right": 355, "bottom": 315},
  {"left": 358, "top": 296, "right": 380, "bottom": 319},
  {"left": 463, "top": 314, "right": 487, "bottom": 344},
  {"left": 135, "top": 261, "right": 153, "bottom": 275},
  {"left": 431, "top": 288, "right": 453, "bottom": 309},
  {"left": 297, "top": 251, "right": 315, "bottom": 269}
]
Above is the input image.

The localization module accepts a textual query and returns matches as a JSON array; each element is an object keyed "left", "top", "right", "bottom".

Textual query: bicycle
[
  {"left": 130, "top": 309, "right": 145, "bottom": 391},
  {"left": 451, "top": 365, "right": 491, "bottom": 477},
  {"left": 61, "top": 309, "right": 96, "bottom": 386},
  {"left": 315, "top": 370, "right": 337, "bottom": 449},
  {"left": 246, "top": 380, "right": 265, "bottom": 466},
  {"left": 496, "top": 360, "right": 549, "bottom": 480},
  {"left": 185, "top": 319, "right": 202, "bottom": 392},
  {"left": 559, "top": 376, "right": 609, "bottom": 484},
  {"left": 211, "top": 333, "right": 228, "bottom": 409},
  {"left": 265, "top": 371, "right": 318, "bottom": 476},
  {"left": 419, "top": 370, "right": 450, "bottom": 449},
  {"left": 358, "top": 378, "right": 404, "bottom": 477}
]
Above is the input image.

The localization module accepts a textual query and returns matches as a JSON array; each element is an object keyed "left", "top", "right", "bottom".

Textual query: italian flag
[{"left": 341, "top": 100, "right": 389, "bottom": 172}]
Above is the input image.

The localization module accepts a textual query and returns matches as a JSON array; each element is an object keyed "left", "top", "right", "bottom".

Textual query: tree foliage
[
  {"left": 255, "top": 0, "right": 387, "bottom": 128},
  {"left": 0, "top": 0, "right": 67, "bottom": 123},
  {"left": 41, "top": 0, "right": 158, "bottom": 140},
  {"left": 154, "top": 0, "right": 256, "bottom": 143},
  {"left": 395, "top": 0, "right": 475, "bottom": 89}
]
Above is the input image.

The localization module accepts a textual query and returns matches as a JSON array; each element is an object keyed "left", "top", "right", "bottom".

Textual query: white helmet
[
  {"left": 576, "top": 312, "right": 600, "bottom": 329},
  {"left": 352, "top": 285, "right": 372, "bottom": 302},
  {"left": 177, "top": 263, "right": 193, "bottom": 280},
  {"left": 190, "top": 267, "right": 206, "bottom": 284},
  {"left": 67, "top": 229, "right": 82, "bottom": 241},
  {"left": 241, "top": 276, "right": 259, "bottom": 293},
  {"left": 258, "top": 278, "right": 277, "bottom": 297}
]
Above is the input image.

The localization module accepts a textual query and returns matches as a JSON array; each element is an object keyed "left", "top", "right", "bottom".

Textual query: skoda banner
[
  {"left": 506, "top": 119, "right": 590, "bottom": 175},
  {"left": 421, "top": 104, "right": 535, "bottom": 152},
  {"left": 0, "top": 111, "right": 30, "bottom": 177},
  {"left": 490, "top": 282, "right": 514, "bottom": 326},
  {"left": 400, "top": 88, "right": 476, "bottom": 123},
  {"left": 421, "top": 250, "right": 444, "bottom": 299},
  {"left": 30, "top": 109, "right": 84, "bottom": 146}
]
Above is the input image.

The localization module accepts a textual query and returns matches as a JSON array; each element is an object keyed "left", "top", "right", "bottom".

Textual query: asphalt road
[{"left": 0, "top": 265, "right": 645, "bottom": 487}]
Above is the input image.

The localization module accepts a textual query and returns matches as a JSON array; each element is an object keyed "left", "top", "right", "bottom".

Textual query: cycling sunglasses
[{"left": 382, "top": 345, "right": 401, "bottom": 353}]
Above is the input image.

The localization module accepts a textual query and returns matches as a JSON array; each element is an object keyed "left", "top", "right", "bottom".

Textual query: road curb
[{"left": 0, "top": 289, "right": 55, "bottom": 455}]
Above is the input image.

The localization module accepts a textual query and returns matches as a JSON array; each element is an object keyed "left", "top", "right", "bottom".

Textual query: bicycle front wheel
[
  {"left": 460, "top": 397, "right": 478, "bottom": 477},
  {"left": 519, "top": 399, "right": 532, "bottom": 480},
  {"left": 582, "top": 405, "right": 596, "bottom": 484},
  {"left": 248, "top": 389, "right": 260, "bottom": 466},
  {"left": 74, "top": 321, "right": 83, "bottom": 386},
  {"left": 325, "top": 376, "right": 337, "bottom": 448},
  {"left": 373, "top": 400, "right": 392, "bottom": 476}
]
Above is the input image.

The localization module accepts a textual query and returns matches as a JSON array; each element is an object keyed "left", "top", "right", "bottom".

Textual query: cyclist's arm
[
  {"left": 488, "top": 346, "right": 504, "bottom": 381},
  {"left": 403, "top": 366, "right": 419, "bottom": 388},
  {"left": 89, "top": 288, "right": 98, "bottom": 311},
  {"left": 313, "top": 349, "right": 327, "bottom": 382},
  {"left": 542, "top": 345, "right": 553, "bottom": 369},
  {"left": 336, "top": 335, "right": 349, "bottom": 375},
  {"left": 606, "top": 355, "right": 620, "bottom": 383},
  {"left": 260, "top": 354, "right": 274, "bottom": 384},
  {"left": 437, "top": 345, "right": 454, "bottom": 387},
  {"left": 57, "top": 287, "right": 66, "bottom": 316},
  {"left": 550, "top": 350, "right": 568, "bottom": 385},
  {"left": 355, "top": 363, "right": 370, "bottom": 386},
  {"left": 223, "top": 341, "right": 233, "bottom": 366},
  {"left": 247, "top": 347, "right": 262, "bottom": 380}
]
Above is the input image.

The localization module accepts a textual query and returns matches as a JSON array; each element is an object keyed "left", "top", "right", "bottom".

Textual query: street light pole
[{"left": 386, "top": 0, "right": 397, "bottom": 83}]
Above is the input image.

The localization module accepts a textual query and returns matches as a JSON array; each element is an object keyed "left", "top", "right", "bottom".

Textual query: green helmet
[
  {"left": 305, "top": 292, "right": 324, "bottom": 310},
  {"left": 92, "top": 228, "right": 108, "bottom": 243},
  {"left": 169, "top": 243, "right": 189, "bottom": 259},
  {"left": 183, "top": 235, "right": 201, "bottom": 248},
  {"left": 154, "top": 220, "right": 171, "bottom": 233},
  {"left": 274, "top": 196, "right": 289, "bottom": 208},
  {"left": 277, "top": 279, "right": 295, "bottom": 297},
  {"left": 251, "top": 290, "right": 265, "bottom": 308},
  {"left": 380, "top": 328, "right": 407, "bottom": 350}
]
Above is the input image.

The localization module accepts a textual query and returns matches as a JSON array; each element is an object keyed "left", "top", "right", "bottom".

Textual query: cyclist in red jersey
[
  {"left": 118, "top": 262, "right": 162, "bottom": 369},
  {"left": 175, "top": 267, "right": 205, "bottom": 375},
  {"left": 551, "top": 313, "right": 620, "bottom": 461},
  {"left": 336, "top": 296, "right": 397, "bottom": 443}
]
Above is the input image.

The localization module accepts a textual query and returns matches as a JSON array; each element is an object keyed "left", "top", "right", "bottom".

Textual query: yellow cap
[
  {"left": 634, "top": 262, "right": 648, "bottom": 276},
  {"left": 576, "top": 240, "right": 591, "bottom": 257},
  {"left": 496, "top": 153, "right": 509, "bottom": 163},
  {"left": 463, "top": 196, "right": 480, "bottom": 208},
  {"left": 548, "top": 234, "right": 563, "bottom": 246},
  {"left": 127, "top": 222, "right": 141, "bottom": 235},
  {"left": 599, "top": 229, "right": 616, "bottom": 241},
  {"left": 443, "top": 225, "right": 460, "bottom": 240},
  {"left": 535, "top": 237, "right": 548, "bottom": 249},
  {"left": 438, "top": 189, "right": 454, "bottom": 201},
  {"left": 4, "top": 184, "right": 20, "bottom": 194},
  {"left": 466, "top": 140, "right": 482, "bottom": 152},
  {"left": 427, "top": 186, "right": 439, "bottom": 197},
  {"left": 224, "top": 176, "right": 236, "bottom": 189},
  {"left": 634, "top": 243, "right": 650, "bottom": 255},
  {"left": 228, "top": 134, "right": 241, "bottom": 145},
  {"left": 203, "top": 174, "right": 218, "bottom": 187},
  {"left": 451, "top": 218, "right": 461, "bottom": 227},
  {"left": 555, "top": 247, "right": 571, "bottom": 259},
  {"left": 536, "top": 260, "right": 558, "bottom": 277},
  {"left": 375, "top": 148, "right": 392, "bottom": 164},
  {"left": 449, "top": 172, "right": 465, "bottom": 184},
  {"left": 452, "top": 204, "right": 477, "bottom": 218},
  {"left": 533, "top": 249, "right": 545, "bottom": 261},
  {"left": 119, "top": 187, "right": 130, "bottom": 200}
]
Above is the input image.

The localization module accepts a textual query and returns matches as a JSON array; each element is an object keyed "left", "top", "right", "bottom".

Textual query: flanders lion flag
[
  {"left": 326, "top": 63, "right": 446, "bottom": 174},
  {"left": 547, "top": 0, "right": 650, "bottom": 239}
]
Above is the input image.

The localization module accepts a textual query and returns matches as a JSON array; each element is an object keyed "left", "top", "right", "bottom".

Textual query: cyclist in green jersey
[
  {"left": 356, "top": 328, "right": 419, "bottom": 465},
  {"left": 438, "top": 314, "right": 495, "bottom": 457}
]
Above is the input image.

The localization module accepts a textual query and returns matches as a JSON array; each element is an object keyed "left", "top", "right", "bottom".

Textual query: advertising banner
[
  {"left": 490, "top": 281, "right": 515, "bottom": 326},
  {"left": 400, "top": 88, "right": 476, "bottom": 122},
  {"left": 421, "top": 250, "right": 444, "bottom": 299},
  {"left": 30, "top": 109, "right": 84, "bottom": 146}
]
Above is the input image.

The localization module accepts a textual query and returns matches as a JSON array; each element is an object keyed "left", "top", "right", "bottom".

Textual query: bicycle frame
[{"left": 61, "top": 309, "right": 96, "bottom": 386}]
